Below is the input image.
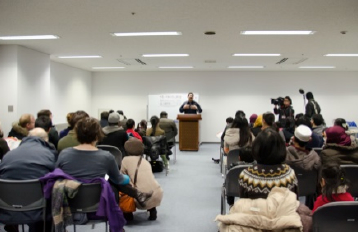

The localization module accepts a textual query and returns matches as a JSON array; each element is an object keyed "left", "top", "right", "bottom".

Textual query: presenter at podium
[{"left": 179, "top": 92, "right": 202, "bottom": 114}]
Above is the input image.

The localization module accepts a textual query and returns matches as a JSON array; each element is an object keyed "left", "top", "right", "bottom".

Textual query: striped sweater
[{"left": 239, "top": 164, "right": 298, "bottom": 199}]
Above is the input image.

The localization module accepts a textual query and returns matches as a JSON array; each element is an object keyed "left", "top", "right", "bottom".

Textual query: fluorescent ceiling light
[
  {"left": 158, "top": 66, "right": 193, "bottom": 69},
  {"left": 0, "top": 35, "right": 59, "bottom": 40},
  {"left": 228, "top": 66, "right": 264, "bottom": 69},
  {"left": 240, "top": 31, "right": 315, "bottom": 35},
  {"left": 58, "top": 56, "right": 102, "bottom": 59},
  {"left": 112, "top": 31, "right": 182, "bottom": 37},
  {"left": 142, "top": 54, "right": 189, "bottom": 57},
  {"left": 92, "top": 67, "right": 125, "bottom": 69},
  {"left": 233, "top": 54, "right": 281, "bottom": 57},
  {"left": 325, "top": 54, "right": 358, "bottom": 57},
  {"left": 299, "top": 66, "right": 336, "bottom": 69}
]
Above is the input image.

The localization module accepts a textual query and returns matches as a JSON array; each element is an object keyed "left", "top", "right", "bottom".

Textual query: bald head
[{"left": 29, "top": 128, "right": 49, "bottom": 142}]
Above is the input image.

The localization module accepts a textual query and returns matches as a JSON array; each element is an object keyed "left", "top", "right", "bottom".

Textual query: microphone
[{"left": 299, "top": 89, "right": 305, "bottom": 94}]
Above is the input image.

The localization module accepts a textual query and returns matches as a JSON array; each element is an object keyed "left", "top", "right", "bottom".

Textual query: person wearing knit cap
[
  {"left": 121, "top": 138, "right": 163, "bottom": 221},
  {"left": 286, "top": 125, "right": 321, "bottom": 171},
  {"left": 321, "top": 126, "right": 358, "bottom": 165},
  {"left": 249, "top": 114, "right": 257, "bottom": 128}
]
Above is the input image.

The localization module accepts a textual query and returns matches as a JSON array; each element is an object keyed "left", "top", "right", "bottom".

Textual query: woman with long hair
[{"left": 224, "top": 117, "right": 254, "bottom": 154}]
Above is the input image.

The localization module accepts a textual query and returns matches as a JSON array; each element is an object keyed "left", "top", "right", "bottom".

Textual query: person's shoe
[
  {"left": 212, "top": 158, "right": 220, "bottom": 164},
  {"left": 136, "top": 190, "right": 153, "bottom": 207},
  {"left": 148, "top": 207, "right": 157, "bottom": 221},
  {"left": 123, "top": 212, "right": 134, "bottom": 221},
  {"left": 4, "top": 225, "right": 19, "bottom": 232},
  {"left": 166, "top": 155, "right": 171, "bottom": 160}
]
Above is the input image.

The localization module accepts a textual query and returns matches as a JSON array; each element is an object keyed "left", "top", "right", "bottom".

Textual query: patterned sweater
[{"left": 239, "top": 164, "right": 298, "bottom": 199}]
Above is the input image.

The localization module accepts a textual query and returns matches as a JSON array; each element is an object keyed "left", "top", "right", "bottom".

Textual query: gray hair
[{"left": 29, "top": 128, "right": 49, "bottom": 142}]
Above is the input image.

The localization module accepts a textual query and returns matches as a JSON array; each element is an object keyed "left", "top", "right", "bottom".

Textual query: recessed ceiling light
[
  {"left": 158, "top": 66, "right": 193, "bottom": 69},
  {"left": 111, "top": 32, "right": 182, "bottom": 37},
  {"left": 92, "top": 67, "right": 125, "bottom": 69},
  {"left": 299, "top": 66, "right": 336, "bottom": 69},
  {"left": 240, "top": 31, "right": 315, "bottom": 35},
  {"left": 228, "top": 66, "right": 264, "bottom": 69},
  {"left": 142, "top": 54, "right": 189, "bottom": 57},
  {"left": 0, "top": 35, "right": 59, "bottom": 40},
  {"left": 233, "top": 54, "right": 281, "bottom": 57},
  {"left": 324, "top": 54, "right": 358, "bottom": 57},
  {"left": 58, "top": 56, "right": 102, "bottom": 59}
]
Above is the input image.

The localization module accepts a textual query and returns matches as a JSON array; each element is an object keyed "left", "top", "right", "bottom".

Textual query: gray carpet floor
[{"left": 0, "top": 144, "right": 224, "bottom": 232}]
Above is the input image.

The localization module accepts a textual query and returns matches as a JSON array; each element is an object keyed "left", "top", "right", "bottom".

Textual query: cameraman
[{"left": 273, "top": 96, "right": 294, "bottom": 125}]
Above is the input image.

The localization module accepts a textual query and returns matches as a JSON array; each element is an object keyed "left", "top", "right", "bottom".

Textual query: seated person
[
  {"left": 249, "top": 114, "right": 257, "bottom": 128},
  {"left": 56, "top": 118, "right": 152, "bottom": 207},
  {"left": 239, "top": 128, "right": 298, "bottom": 199},
  {"left": 0, "top": 123, "right": 10, "bottom": 160},
  {"left": 334, "top": 118, "right": 356, "bottom": 146},
  {"left": 280, "top": 117, "right": 295, "bottom": 144},
  {"left": 296, "top": 116, "right": 324, "bottom": 149},
  {"left": 126, "top": 119, "right": 143, "bottom": 142},
  {"left": 321, "top": 126, "right": 358, "bottom": 165},
  {"left": 286, "top": 125, "right": 321, "bottom": 171},
  {"left": 136, "top": 119, "right": 148, "bottom": 137},
  {"left": 261, "top": 112, "right": 278, "bottom": 132},
  {"left": 99, "top": 112, "right": 128, "bottom": 156},
  {"left": 8, "top": 114, "right": 35, "bottom": 140},
  {"left": 57, "top": 110, "right": 89, "bottom": 153},
  {"left": 59, "top": 112, "right": 74, "bottom": 139},
  {"left": 311, "top": 114, "right": 326, "bottom": 136},
  {"left": 159, "top": 111, "right": 177, "bottom": 146},
  {"left": 99, "top": 111, "right": 109, "bottom": 128},
  {"left": 224, "top": 117, "right": 254, "bottom": 154},
  {"left": 251, "top": 114, "right": 262, "bottom": 137},
  {"left": 37, "top": 109, "right": 59, "bottom": 148},
  {"left": 120, "top": 139, "right": 163, "bottom": 221},
  {"left": 0, "top": 128, "right": 56, "bottom": 232},
  {"left": 312, "top": 163, "right": 354, "bottom": 213}
]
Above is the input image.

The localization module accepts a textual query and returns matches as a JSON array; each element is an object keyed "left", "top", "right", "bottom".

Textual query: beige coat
[
  {"left": 215, "top": 187, "right": 303, "bottom": 232},
  {"left": 121, "top": 156, "right": 163, "bottom": 210}
]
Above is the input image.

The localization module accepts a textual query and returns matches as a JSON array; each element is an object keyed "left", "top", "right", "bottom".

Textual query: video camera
[{"left": 271, "top": 97, "right": 284, "bottom": 106}]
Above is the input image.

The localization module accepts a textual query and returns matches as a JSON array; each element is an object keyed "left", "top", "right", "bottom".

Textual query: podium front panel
[{"left": 179, "top": 120, "right": 199, "bottom": 151}]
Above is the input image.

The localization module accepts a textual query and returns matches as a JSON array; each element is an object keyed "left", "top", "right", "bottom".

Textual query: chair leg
[
  {"left": 73, "top": 224, "right": 76, "bottom": 232},
  {"left": 22, "top": 224, "right": 25, "bottom": 232},
  {"left": 105, "top": 221, "right": 108, "bottom": 232}
]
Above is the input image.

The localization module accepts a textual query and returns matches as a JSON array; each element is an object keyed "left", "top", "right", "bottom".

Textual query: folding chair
[
  {"left": 97, "top": 145, "right": 123, "bottom": 169},
  {"left": 340, "top": 165, "right": 358, "bottom": 199},
  {"left": 312, "top": 201, "right": 358, "bottom": 232},
  {"left": 0, "top": 179, "right": 47, "bottom": 232},
  {"left": 291, "top": 166, "right": 318, "bottom": 208},
  {"left": 225, "top": 149, "right": 241, "bottom": 175},
  {"left": 221, "top": 165, "right": 251, "bottom": 214},
  {"left": 68, "top": 183, "right": 108, "bottom": 232}
]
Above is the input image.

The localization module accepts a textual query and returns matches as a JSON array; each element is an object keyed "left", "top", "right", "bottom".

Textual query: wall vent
[
  {"left": 276, "top": 58, "right": 288, "bottom": 64},
  {"left": 117, "top": 58, "right": 147, "bottom": 65}
]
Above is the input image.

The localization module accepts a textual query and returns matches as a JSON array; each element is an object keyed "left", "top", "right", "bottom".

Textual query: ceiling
[{"left": 1, "top": 0, "right": 358, "bottom": 72}]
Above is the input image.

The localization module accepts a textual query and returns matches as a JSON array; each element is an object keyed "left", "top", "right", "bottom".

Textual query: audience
[
  {"left": 296, "top": 116, "right": 324, "bottom": 149},
  {"left": 126, "top": 119, "right": 143, "bottom": 142},
  {"left": 136, "top": 119, "right": 148, "bottom": 137},
  {"left": 321, "top": 126, "right": 358, "bottom": 165},
  {"left": 118, "top": 110, "right": 128, "bottom": 130},
  {"left": 99, "top": 111, "right": 109, "bottom": 128},
  {"left": 37, "top": 109, "right": 59, "bottom": 148},
  {"left": 249, "top": 114, "right": 257, "bottom": 128},
  {"left": 286, "top": 125, "right": 321, "bottom": 170},
  {"left": 239, "top": 128, "right": 298, "bottom": 199},
  {"left": 312, "top": 163, "right": 354, "bottom": 213},
  {"left": 56, "top": 117, "right": 152, "bottom": 207},
  {"left": 146, "top": 116, "right": 169, "bottom": 169},
  {"left": 35, "top": 116, "right": 58, "bottom": 152},
  {"left": 221, "top": 110, "right": 245, "bottom": 142},
  {"left": 251, "top": 114, "right": 262, "bottom": 136},
  {"left": 0, "top": 122, "right": 10, "bottom": 160},
  {"left": 223, "top": 117, "right": 254, "bottom": 154},
  {"left": 159, "top": 111, "right": 178, "bottom": 146},
  {"left": 280, "top": 117, "right": 295, "bottom": 143},
  {"left": 57, "top": 110, "right": 89, "bottom": 153},
  {"left": 220, "top": 117, "right": 234, "bottom": 147},
  {"left": 8, "top": 114, "right": 35, "bottom": 140},
  {"left": 121, "top": 139, "right": 163, "bottom": 221},
  {"left": 99, "top": 112, "right": 129, "bottom": 156},
  {"left": 261, "top": 112, "right": 277, "bottom": 131},
  {"left": 59, "top": 112, "right": 74, "bottom": 139},
  {"left": 0, "top": 128, "right": 56, "bottom": 232},
  {"left": 311, "top": 114, "right": 325, "bottom": 136},
  {"left": 334, "top": 118, "right": 356, "bottom": 146}
]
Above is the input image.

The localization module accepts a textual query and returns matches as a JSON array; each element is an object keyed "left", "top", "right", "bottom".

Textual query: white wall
[
  {"left": 92, "top": 71, "right": 358, "bottom": 142},
  {"left": 0, "top": 45, "right": 18, "bottom": 135},
  {"left": 50, "top": 61, "right": 92, "bottom": 124}
]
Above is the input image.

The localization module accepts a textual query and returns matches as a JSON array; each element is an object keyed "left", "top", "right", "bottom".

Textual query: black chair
[
  {"left": 340, "top": 165, "right": 358, "bottom": 199},
  {"left": 0, "top": 179, "right": 47, "bottom": 232},
  {"left": 312, "top": 201, "right": 358, "bottom": 232},
  {"left": 68, "top": 183, "right": 108, "bottom": 232},
  {"left": 97, "top": 145, "right": 122, "bottom": 169},
  {"left": 291, "top": 166, "right": 318, "bottom": 197},
  {"left": 221, "top": 165, "right": 251, "bottom": 214},
  {"left": 225, "top": 149, "right": 241, "bottom": 175}
]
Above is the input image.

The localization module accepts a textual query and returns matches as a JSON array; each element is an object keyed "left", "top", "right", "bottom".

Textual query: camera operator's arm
[{"left": 273, "top": 106, "right": 280, "bottom": 115}]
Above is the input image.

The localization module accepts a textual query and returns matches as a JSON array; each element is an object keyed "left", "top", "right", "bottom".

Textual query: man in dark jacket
[
  {"left": 8, "top": 114, "right": 35, "bottom": 140},
  {"left": 0, "top": 128, "right": 56, "bottom": 232},
  {"left": 274, "top": 96, "right": 295, "bottom": 125},
  {"left": 37, "top": 110, "right": 59, "bottom": 148},
  {"left": 305, "top": 92, "right": 321, "bottom": 119},
  {"left": 99, "top": 112, "right": 129, "bottom": 156}
]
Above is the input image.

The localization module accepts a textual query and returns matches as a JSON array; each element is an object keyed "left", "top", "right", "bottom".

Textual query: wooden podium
[{"left": 177, "top": 114, "right": 202, "bottom": 151}]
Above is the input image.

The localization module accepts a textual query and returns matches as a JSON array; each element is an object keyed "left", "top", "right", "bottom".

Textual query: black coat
[
  {"left": 142, "top": 135, "right": 169, "bottom": 160},
  {"left": 305, "top": 100, "right": 321, "bottom": 118},
  {"left": 99, "top": 129, "right": 129, "bottom": 156}
]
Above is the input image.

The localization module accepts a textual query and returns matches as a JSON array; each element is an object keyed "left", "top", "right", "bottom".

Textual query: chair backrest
[
  {"left": 312, "top": 202, "right": 358, "bottom": 232},
  {"left": 225, "top": 165, "right": 252, "bottom": 197},
  {"left": 340, "top": 165, "right": 358, "bottom": 198},
  {"left": 97, "top": 145, "right": 122, "bottom": 168},
  {"left": 291, "top": 166, "right": 318, "bottom": 197},
  {"left": 68, "top": 183, "right": 102, "bottom": 213},
  {"left": 227, "top": 149, "right": 241, "bottom": 169},
  {"left": 0, "top": 179, "right": 45, "bottom": 212}
]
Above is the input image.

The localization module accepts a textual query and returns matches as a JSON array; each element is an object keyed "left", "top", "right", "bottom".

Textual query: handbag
[
  {"left": 150, "top": 160, "right": 164, "bottom": 173},
  {"left": 119, "top": 156, "right": 143, "bottom": 212}
]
